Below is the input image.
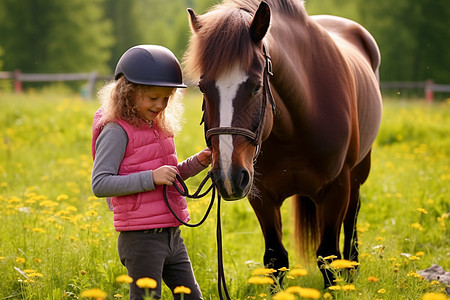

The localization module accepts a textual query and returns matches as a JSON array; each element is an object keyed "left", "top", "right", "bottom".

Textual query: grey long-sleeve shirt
[{"left": 91, "top": 122, "right": 207, "bottom": 198}]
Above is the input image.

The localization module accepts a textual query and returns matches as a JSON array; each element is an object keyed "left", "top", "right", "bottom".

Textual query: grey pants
[{"left": 118, "top": 227, "right": 203, "bottom": 300}]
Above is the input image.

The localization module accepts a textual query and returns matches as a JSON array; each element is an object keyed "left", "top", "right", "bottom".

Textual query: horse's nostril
[{"left": 239, "top": 169, "right": 250, "bottom": 190}]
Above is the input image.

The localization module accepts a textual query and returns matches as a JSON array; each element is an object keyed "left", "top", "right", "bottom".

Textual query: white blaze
[{"left": 215, "top": 64, "right": 248, "bottom": 192}]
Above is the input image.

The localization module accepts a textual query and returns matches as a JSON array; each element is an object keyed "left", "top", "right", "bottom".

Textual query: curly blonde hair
[{"left": 97, "top": 77, "right": 184, "bottom": 136}]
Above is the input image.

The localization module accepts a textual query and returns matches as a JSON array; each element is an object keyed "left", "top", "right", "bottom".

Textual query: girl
[{"left": 91, "top": 45, "right": 210, "bottom": 299}]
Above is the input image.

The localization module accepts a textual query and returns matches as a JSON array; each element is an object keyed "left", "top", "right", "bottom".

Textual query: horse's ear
[
  {"left": 187, "top": 8, "right": 201, "bottom": 33},
  {"left": 250, "top": 1, "right": 271, "bottom": 43}
]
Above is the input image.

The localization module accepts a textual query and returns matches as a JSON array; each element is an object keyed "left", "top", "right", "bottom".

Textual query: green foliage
[
  {"left": 103, "top": 0, "right": 216, "bottom": 70},
  {"left": 0, "top": 91, "right": 449, "bottom": 299},
  {"left": 0, "top": 0, "right": 113, "bottom": 73},
  {"left": 1, "top": 0, "right": 449, "bottom": 84},
  {"left": 307, "top": 0, "right": 450, "bottom": 83}
]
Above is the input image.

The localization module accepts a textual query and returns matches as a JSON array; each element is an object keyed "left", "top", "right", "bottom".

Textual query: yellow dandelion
[
  {"left": 286, "top": 286, "right": 305, "bottom": 294},
  {"left": 0, "top": 257, "right": 5, "bottom": 260},
  {"left": 415, "top": 251, "right": 425, "bottom": 257},
  {"left": 272, "top": 291, "right": 295, "bottom": 300},
  {"left": 411, "top": 223, "right": 423, "bottom": 231},
  {"left": 85, "top": 210, "right": 99, "bottom": 217},
  {"left": 113, "top": 294, "right": 123, "bottom": 298},
  {"left": 323, "top": 292, "right": 333, "bottom": 300},
  {"left": 32, "top": 228, "right": 46, "bottom": 233},
  {"left": 342, "top": 284, "right": 356, "bottom": 291},
  {"left": 408, "top": 256, "right": 420, "bottom": 261},
  {"left": 67, "top": 206, "right": 78, "bottom": 212},
  {"left": 28, "top": 272, "right": 44, "bottom": 277},
  {"left": 329, "top": 259, "right": 359, "bottom": 269},
  {"left": 16, "top": 257, "right": 26, "bottom": 264},
  {"left": 422, "top": 292, "right": 447, "bottom": 300},
  {"left": 278, "top": 267, "right": 289, "bottom": 272},
  {"left": 417, "top": 208, "right": 428, "bottom": 214},
  {"left": 174, "top": 286, "right": 191, "bottom": 294},
  {"left": 80, "top": 288, "right": 107, "bottom": 299},
  {"left": 430, "top": 281, "right": 440, "bottom": 286},
  {"left": 136, "top": 277, "right": 157, "bottom": 289},
  {"left": 328, "top": 286, "right": 341, "bottom": 291},
  {"left": 39, "top": 200, "right": 59, "bottom": 207},
  {"left": 299, "top": 287, "right": 321, "bottom": 299},
  {"left": 323, "top": 255, "right": 338, "bottom": 260},
  {"left": 247, "top": 276, "right": 274, "bottom": 285},
  {"left": 286, "top": 275, "right": 295, "bottom": 280},
  {"left": 251, "top": 267, "right": 276, "bottom": 276},
  {"left": 289, "top": 268, "right": 308, "bottom": 276},
  {"left": 377, "top": 288, "right": 386, "bottom": 294},
  {"left": 407, "top": 272, "right": 423, "bottom": 278},
  {"left": 368, "top": 276, "right": 379, "bottom": 282},
  {"left": 57, "top": 194, "right": 69, "bottom": 201},
  {"left": 34, "top": 258, "right": 42, "bottom": 263},
  {"left": 116, "top": 275, "right": 133, "bottom": 284}
]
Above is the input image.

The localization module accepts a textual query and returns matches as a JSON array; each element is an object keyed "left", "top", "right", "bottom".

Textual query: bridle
[{"left": 201, "top": 45, "right": 276, "bottom": 162}]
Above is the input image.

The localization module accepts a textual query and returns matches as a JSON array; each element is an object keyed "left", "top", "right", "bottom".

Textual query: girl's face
[{"left": 135, "top": 86, "right": 175, "bottom": 122}]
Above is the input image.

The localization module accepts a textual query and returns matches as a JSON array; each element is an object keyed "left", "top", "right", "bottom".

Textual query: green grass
[{"left": 0, "top": 90, "right": 449, "bottom": 299}]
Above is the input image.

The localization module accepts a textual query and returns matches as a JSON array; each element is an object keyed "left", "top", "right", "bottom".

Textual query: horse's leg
[
  {"left": 315, "top": 168, "right": 351, "bottom": 288},
  {"left": 249, "top": 192, "right": 288, "bottom": 285},
  {"left": 343, "top": 150, "right": 372, "bottom": 262}
]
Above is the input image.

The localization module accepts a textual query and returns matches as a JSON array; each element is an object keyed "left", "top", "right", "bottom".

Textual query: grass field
[{"left": 0, "top": 90, "right": 449, "bottom": 299}]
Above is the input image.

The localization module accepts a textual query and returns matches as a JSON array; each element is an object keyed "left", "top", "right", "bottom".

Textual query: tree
[
  {"left": 0, "top": 0, "right": 113, "bottom": 74},
  {"left": 357, "top": 0, "right": 450, "bottom": 82},
  {"left": 306, "top": 0, "right": 450, "bottom": 83}
]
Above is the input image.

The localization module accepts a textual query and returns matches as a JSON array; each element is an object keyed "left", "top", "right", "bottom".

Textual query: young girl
[{"left": 91, "top": 45, "right": 210, "bottom": 300}]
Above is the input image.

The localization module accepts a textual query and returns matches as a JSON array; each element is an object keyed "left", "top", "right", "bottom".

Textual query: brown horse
[{"left": 183, "top": 0, "right": 382, "bottom": 288}]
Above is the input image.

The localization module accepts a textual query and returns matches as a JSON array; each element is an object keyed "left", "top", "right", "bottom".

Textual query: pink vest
[{"left": 92, "top": 108, "right": 189, "bottom": 231}]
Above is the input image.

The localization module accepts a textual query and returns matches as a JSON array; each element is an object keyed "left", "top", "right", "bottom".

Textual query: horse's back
[
  {"left": 311, "top": 15, "right": 382, "bottom": 164},
  {"left": 311, "top": 15, "right": 380, "bottom": 75}
]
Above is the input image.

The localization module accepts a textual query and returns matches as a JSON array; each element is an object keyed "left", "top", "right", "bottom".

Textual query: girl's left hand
[{"left": 197, "top": 148, "right": 212, "bottom": 167}]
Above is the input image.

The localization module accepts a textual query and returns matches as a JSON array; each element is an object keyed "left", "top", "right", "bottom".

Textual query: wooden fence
[
  {"left": 0, "top": 70, "right": 112, "bottom": 99},
  {"left": 1, "top": 70, "right": 450, "bottom": 101},
  {"left": 380, "top": 79, "right": 450, "bottom": 101}
]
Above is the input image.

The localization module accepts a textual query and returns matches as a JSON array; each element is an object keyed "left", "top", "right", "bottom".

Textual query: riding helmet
[{"left": 114, "top": 45, "right": 187, "bottom": 88}]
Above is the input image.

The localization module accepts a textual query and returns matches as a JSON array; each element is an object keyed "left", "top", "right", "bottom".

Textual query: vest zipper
[{"left": 152, "top": 127, "right": 170, "bottom": 165}]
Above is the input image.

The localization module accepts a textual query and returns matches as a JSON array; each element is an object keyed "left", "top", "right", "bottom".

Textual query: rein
[{"left": 163, "top": 173, "right": 231, "bottom": 300}]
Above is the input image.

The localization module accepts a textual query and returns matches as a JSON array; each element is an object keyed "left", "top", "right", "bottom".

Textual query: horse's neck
[
  {"left": 267, "top": 15, "right": 316, "bottom": 111},
  {"left": 267, "top": 14, "right": 346, "bottom": 127}
]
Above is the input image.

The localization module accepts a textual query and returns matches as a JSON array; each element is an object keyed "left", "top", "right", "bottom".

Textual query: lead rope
[
  {"left": 163, "top": 173, "right": 232, "bottom": 299},
  {"left": 163, "top": 173, "right": 214, "bottom": 227}
]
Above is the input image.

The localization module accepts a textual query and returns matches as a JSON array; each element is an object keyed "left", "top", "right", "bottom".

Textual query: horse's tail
[{"left": 292, "top": 195, "right": 320, "bottom": 264}]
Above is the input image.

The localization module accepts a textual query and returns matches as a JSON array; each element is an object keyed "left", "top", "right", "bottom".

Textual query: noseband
[{"left": 201, "top": 45, "right": 275, "bottom": 162}]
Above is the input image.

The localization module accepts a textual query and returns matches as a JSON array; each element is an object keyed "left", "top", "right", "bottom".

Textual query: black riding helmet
[{"left": 114, "top": 45, "right": 187, "bottom": 88}]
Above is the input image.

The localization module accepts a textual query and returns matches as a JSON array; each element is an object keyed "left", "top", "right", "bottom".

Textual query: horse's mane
[{"left": 183, "top": 0, "right": 305, "bottom": 83}]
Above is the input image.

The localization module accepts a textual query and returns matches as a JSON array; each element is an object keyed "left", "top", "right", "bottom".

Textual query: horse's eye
[{"left": 253, "top": 84, "right": 262, "bottom": 95}]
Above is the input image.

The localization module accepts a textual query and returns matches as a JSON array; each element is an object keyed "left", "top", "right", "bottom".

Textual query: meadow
[{"left": 0, "top": 89, "right": 449, "bottom": 299}]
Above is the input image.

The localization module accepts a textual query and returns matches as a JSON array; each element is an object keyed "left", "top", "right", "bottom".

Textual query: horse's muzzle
[{"left": 211, "top": 166, "right": 252, "bottom": 201}]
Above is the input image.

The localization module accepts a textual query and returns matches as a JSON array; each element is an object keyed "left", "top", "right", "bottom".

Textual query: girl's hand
[
  {"left": 153, "top": 165, "right": 178, "bottom": 186},
  {"left": 197, "top": 148, "right": 212, "bottom": 167}
]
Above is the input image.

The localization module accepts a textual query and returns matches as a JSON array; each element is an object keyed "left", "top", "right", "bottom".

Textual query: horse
[{"left": 183, "top": 0, "right": 382, "bottom": 288}]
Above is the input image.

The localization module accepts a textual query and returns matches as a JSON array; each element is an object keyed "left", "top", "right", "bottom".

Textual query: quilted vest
[{"left": 92, "top": 108, "right": 190, "bottom": 231}]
